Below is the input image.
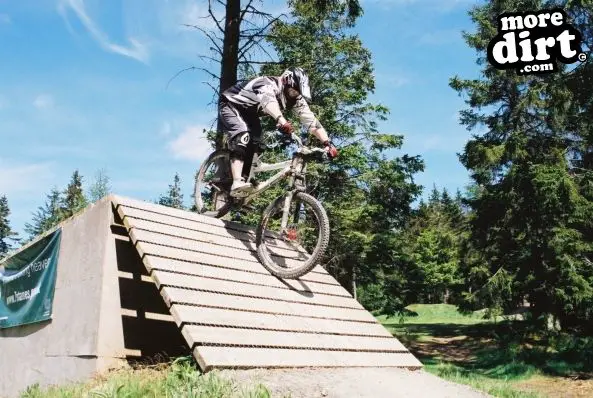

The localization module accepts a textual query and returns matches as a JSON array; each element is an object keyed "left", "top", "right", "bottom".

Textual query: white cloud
[
  {"left": 33, "top": 94, "right": 54, "bottom": 109},
  {"left": 0, "top": 161, "right": 55, "bottom": 196},
  {"left": 0, "top": 14, "right": 11, "bottom": 24},
  {"left": 58, "top": 0, "right": 149, "bottom": 63},
  {"left": 167, "top": 125, "right": 213, "bottom": 161},
  {"left": 127, "top": 0, "right": 218, "bottom": 61}
]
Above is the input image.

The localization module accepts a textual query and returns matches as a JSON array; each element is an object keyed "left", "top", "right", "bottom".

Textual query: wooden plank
[
  {"left": 114, "top": 196, "right": 255, "bottom": 233},
  {"left": 194, "top": 347, "right": 423, "bottom": 369},
  {"left": 116, "top": 200, "right": 290, "bottom": 244},
  {"left": 162, "top": 287, "right": 375, "bottom": 322},
  {"left": 145, "top": 255, "right": 349, "bottom": 297},
  {"left": 152, "top": 271, "right": 362, "bottom": 309},
  {"left": 131, "top": 228, "right": 308, "bottom": 263},
  {"left": 170, "top": 304, "right": 392, "bottom": 337},
  {"left": 136, "top": 242, "right": 328, "bottom": 277},
  {"left": 182, "top": 325, "right": 408, "bottom": 351},
  {"left": 144, "top": 255, "right": 339, "bottom": 286},
  {"left": 131, "top": 224, "right": 308, "bottom": 260},
  {"left": 124, "top": 216, "right": 307, "bottom": 255}
]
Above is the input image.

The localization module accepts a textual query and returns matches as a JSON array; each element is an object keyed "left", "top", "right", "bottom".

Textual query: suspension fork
[
  {"left": 280, "top": 157, "right": 304, "bottom": 230},
  {"left": 280, "top": 191, "right": 294, "bottom": 230}
]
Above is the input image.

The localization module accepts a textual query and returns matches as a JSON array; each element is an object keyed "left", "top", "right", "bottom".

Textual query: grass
[
  {"left": 378, "top": 303, "right": 491, "bottom": 325},
  {"left": 379, "top": 304, "right": 593, "bottom": 398},
  {"left": 19, "top": 304, "right": 593, "bottom": 397},
  {"left": 19, "top": 357, "right": 278, "bottom": 398}
]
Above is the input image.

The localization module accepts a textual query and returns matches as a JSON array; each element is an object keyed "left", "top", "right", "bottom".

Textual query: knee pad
[{"left": 229, "top": 132, "right": 250, "bottom": 160}]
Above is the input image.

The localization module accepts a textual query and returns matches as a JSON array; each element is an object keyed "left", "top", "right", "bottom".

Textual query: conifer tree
[
  {"left": 0, "top": 195, "right": 19, "bottom": 257},
  {"left": 24, "top": 188, "right": 64, "bottom": 240},
  {"left": 88, "top": 169, "right": 111, "bottom": 202},
  {"left": 159, "top": 173, "right": 185, "bottom": 209},
  {"left": 450, "top": 0, "right": 593, "bottom": 328},
  {"left": 62, "top": 170, "right": 88, "bottom": 217}
]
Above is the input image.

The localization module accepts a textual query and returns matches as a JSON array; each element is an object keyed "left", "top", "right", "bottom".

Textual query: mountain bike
[{"left": 193, "top": 132, "right": 330, "bottom": 279}]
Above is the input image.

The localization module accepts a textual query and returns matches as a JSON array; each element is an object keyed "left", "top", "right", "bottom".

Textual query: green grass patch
[
  {"left": 426, "top": 362, "right": 542, "bottom": 398},
  {"left": 379, "top": 304, "right": 593, "bottom": 398},
  {"left": 19, "top": 357, "right": 277, "bottom": 398},
  {"left": 377, "top": 304, "right": 491, "bottom": 325}
]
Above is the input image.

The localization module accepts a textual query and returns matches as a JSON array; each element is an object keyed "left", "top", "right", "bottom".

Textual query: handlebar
[{"left": 290, "top": 133, "right": 328, "bottom": 159}]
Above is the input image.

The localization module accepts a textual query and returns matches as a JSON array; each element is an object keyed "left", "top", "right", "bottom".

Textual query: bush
[{"left": 357, "top": 283, "right": 386, "bottom": 313}]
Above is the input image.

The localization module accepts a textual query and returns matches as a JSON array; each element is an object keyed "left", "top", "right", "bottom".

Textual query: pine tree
[
  {"left": 450, "top": 0, "right": 593, "bottom": 328},
  {"left": 442, "top": 188, "right": 464, "bottom": 227},
  {"left": 261, "top": 0, "right": 424, "bottom": 308},
  {"left": 429, "top": 184, "right": 441, "bottom": 206},
  {"left": 62, "top": 170, "right": 88, "bottom": 217},
  {"left": 24, "top": 188, "right": 65, "bottom": 240},
  {"left": 0, "top": 195, "right": 19, "bottom": 257},
  {"left": 88, "top": 169, "right": 111, "bottom": 202},
  {"left": 159, "top": 173, "right": 185, "bottom": 209}
]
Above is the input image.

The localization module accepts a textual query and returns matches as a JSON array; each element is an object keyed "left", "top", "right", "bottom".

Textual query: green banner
[{"left": 0, "top": 228, "right": 62, "bottom": 329}]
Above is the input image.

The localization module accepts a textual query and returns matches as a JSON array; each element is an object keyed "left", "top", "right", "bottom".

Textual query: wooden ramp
[{"left": 111, "top": 195, "right": 422, "bottom": 371}]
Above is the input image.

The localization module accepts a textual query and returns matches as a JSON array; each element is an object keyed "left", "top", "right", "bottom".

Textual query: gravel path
[{"left": 217, "top": 367, "right": 491, "bottom": 398}]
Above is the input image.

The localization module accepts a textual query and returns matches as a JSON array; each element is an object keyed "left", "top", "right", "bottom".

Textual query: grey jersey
[
  {"left": 222, "top": 76, "right": 284, "bottom": 111},
  {"left": 221, "top": 76, "right": 323, "bottom": 132}
]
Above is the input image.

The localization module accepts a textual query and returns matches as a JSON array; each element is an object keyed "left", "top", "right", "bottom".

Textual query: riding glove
[
  {"left": 278, "top": 121, "right": 294, "bottom": 135},
  {"left": 323, "top": 140, "right": 338, "bottom": 159}
]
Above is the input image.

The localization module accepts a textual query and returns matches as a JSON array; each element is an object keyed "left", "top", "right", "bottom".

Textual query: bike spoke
[{"left": 195, "top": 152, "right": 232, "bottom": 215}]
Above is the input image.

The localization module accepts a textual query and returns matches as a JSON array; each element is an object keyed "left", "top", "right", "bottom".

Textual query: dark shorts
[{"left": 218, "top": 100, "right": 262, "bottom": 144}]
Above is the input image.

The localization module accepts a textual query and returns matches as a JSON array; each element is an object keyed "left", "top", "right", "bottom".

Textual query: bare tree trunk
[{"left": 216, "top": 0, "right": 241, "bottom": 150}]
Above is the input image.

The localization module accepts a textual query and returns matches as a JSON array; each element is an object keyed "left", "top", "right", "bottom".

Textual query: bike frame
[
  {"left": 236, "top": 134, "right": 316, "bottom": 232},
  {"left": 240, "top": 151, "right": 300, "bottom": 206},
  {"left": 204, "top": 132, "right": 322, "bottom": 232}
]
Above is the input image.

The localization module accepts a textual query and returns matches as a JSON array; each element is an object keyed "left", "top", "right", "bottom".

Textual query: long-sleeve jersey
[{"left": 221, "top": 76, "right": 323, "bottom": 132}]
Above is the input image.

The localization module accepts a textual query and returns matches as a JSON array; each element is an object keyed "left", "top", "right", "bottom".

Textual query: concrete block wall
[{"left": 0, "top": 196, "right": 186, "bottom": 397}]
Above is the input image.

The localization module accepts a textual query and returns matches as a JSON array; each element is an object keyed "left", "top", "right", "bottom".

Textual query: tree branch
[
  {"left": 238, "top": 16, "right": 281, "bottom": 59},
  {"left": 253, "top": 41, "right": 277, "bottom": 63},
  {"left": 239, "top": 0, "right": 256, "bottom": 24},
  {"left": 166, "top": 67, "right": 195, "bottom": 90},
  {"left": 238, "top": 60, "right": 284, "bottom": 65},
  {"left": 183, "top": 24, "right": 223, "bottom": 55},
  {"left": 244, "top": 5, "right": 274, "bottom": 18},
  {"left": 208, "top": 0, "right": 225, "bottom": 34},
  {"left": 198, "top": 54, "right": 221, "bottom": 64},
  {"left": 203, "top": 81, "right": 220, "bottom": 103},
  {"left": 166, "top": 66, "right": 220, "bottom": 90}
]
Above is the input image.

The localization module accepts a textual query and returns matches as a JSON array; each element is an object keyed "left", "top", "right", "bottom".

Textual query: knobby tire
[{"left": 256, "top": 191, "right": 330, "bottom": 279}]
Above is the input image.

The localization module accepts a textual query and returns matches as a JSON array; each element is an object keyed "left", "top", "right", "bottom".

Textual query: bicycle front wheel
[
  {"left": 194, "top": 150, "right": 233, "bottom": 218},
  {"left": 256, "top": 191, "right": 330, "bottom": 279}
]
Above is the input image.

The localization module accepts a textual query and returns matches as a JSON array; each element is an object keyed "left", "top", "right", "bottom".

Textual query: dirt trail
[{"left": 218, "top": 367, "right": 491, "bottom": 398}]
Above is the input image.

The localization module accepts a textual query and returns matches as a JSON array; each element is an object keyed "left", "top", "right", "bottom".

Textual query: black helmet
[{"left": 281, "top": 67, "right": 311, "bottom": 102}]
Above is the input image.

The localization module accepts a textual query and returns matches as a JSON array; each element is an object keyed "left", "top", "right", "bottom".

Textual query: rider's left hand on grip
[
  {"left": 324, "top": 142, "right": 338, "bottom": 159},
  {"left": 278, "top": 121, "right": 294, "bottom": 135}
]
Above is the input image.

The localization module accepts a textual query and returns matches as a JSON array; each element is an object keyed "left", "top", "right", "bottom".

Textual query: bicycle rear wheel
[
  {"left": 194, "top": 150, "right": 233, "bottom": 218},
  {"left": 256, "top": 191, "right": 330, "bottom": 279}
]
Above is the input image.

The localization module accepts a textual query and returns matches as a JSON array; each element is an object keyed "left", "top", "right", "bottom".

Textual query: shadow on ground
[{"left": 383, "top": 320, "right": 593, "bottom": 381}]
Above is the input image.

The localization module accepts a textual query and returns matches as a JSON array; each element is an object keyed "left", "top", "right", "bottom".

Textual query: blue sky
[{"left": 0, "top": 0, "right": 484, "bottom": 237}]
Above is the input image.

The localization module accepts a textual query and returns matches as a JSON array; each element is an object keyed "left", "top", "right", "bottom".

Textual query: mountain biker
[{"left": 218, "top": 67, "right": 338, "bottom": 197}]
